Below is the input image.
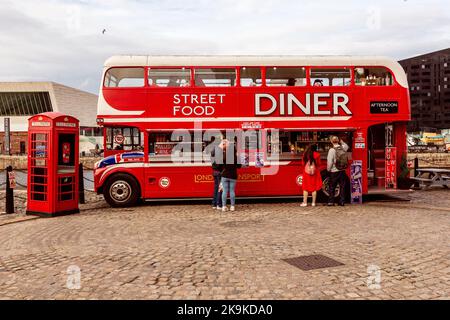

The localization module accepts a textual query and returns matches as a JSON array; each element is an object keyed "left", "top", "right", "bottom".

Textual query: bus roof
[{"left": 104, "top": 55, "right": 408, "bottom": 87}]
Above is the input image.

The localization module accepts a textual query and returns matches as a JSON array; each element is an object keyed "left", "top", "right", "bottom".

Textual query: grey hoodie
[{"left": 327, "top": 141, "right": 349, "bottom": 172}]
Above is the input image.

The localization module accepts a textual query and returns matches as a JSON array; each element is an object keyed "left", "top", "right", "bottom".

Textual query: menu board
[
  {"left": 385, "top": 147, "right": 397, "bottom": 189},
  {"left": 240, "top": 153, "right": 249, "bottom": 168},
  {"left": 155, "top": 143, "right": 174, "bottom": 155},
  {"left": 370, "top": 101, "right": 398, "bottom": 114},
  {"left": 350, "top": 160, "right": 363, "bottom": 204},
  {"left": 255, "top": 152, "right": 265, "bottom": 168}
]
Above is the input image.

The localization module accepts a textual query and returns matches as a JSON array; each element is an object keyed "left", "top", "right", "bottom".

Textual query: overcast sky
[{"left": 0, "top": 0, "right": 449, "bottom": 94}]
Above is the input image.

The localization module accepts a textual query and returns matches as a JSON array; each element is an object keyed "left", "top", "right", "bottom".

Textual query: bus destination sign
[{"left": 370, "top": 101, "right": 398, "bottom": 114}]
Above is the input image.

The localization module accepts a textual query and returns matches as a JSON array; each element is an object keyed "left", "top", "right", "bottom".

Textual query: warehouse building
[{"left": 399, "top": 48, "right": 450, "bottom": 131}]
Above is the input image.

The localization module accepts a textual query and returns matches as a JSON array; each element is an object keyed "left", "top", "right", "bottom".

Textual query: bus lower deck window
[
  {"left": 106, "top": 127, "right": 142, "bottom": 151},
  {"left": 268, "top": 130, "right": 353, "bottom": 160},
  {"left": 148, "top": 131, "right": 210, "bottom": 162}
]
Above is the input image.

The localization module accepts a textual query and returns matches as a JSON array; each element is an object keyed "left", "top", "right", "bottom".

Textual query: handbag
[{"left": 304, "top": 161, "right": 316, "bottom": 175}]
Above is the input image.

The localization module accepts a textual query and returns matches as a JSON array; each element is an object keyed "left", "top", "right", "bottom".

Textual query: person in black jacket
[
  {"left": 210, "top": 136, "right": 223, "bottom": 210},
  {"left": 221, "top": 139, "right": 241, "bottom": 212}
]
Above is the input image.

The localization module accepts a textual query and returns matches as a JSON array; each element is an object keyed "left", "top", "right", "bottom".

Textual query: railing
[{"left": 1, "top": 164, "right": 98, "bottom": 215}]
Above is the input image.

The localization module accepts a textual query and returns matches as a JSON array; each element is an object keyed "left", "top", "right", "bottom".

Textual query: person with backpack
[
  {"left": 301, "top": 144, "right": 323, "bottom": 207},
  {"left": 327, "top": 136, "right": 349, "bottom": 206}
]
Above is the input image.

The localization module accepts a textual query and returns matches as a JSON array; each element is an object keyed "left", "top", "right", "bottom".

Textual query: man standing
[{"left": 327, "top": 136, "right": 349, "bottom": 206}]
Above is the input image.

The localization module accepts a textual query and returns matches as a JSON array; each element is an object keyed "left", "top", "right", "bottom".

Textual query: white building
[{"left": 0, "top": 82, "right": 101, "bottom": 155}]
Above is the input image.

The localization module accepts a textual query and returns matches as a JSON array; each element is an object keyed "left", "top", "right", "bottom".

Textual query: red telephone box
[{"left": 26, "top": 112, "right": 80, "bottom": 217}]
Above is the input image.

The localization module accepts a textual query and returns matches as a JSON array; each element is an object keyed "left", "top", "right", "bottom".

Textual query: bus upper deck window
[
  {"left": 354, "top": 67, "right": 394, "bottom": 86},
  {"left": 266, "top": 67, "right": 306, "bottom": 87},
  {"left": 148, "top": 68, "right": 191, "bottom": 87},
  {"left": 310, "top": 68, "right": 351, "bottom": 86},
  {"left": 240, "top": 67, "right": 262, "bottom": 87},
  {"left": 104, "top": 67, "right": 145, "bottom": 88},
  {"left": 311, "top": 68, "right": 351, "bottom": 86},
  {"left": 194, "top": 68, "right": 237, "bottom": 87}
]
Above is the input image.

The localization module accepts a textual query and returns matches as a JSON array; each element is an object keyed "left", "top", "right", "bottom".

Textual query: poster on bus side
[
  {"left": 239, "top": 153, "right": 249, "bottom": 168},
  {"left": 350, "top": 160, "right": 363, "bottom": 204},
  {"left": 255, "top": 152, "right": 265, "bottom": 168},
  {"left": 385, "top": 147, "right": 397, "bottom": 189}
]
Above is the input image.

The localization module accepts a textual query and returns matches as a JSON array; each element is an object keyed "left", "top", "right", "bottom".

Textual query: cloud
[{"left": 0, "top": 0, "right": 449, "bottom": 93}]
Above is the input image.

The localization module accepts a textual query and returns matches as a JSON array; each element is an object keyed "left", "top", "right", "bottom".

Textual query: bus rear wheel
[
  {"left": 317, "top": 171, "right": 340, "bottom": 203},
  {"left": 317, "top": 170, "right": 350, "bottom": 204},
  {"left": 103, "top": 174, "right": 140, "bottom": 207}
]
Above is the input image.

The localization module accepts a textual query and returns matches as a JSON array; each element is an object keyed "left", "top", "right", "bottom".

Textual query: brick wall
[
  {"left": 399, "top": 48, "right": 450, "bottom": 131},
  {"left": 0, "top": 132, "right": 28, "bottom": 155}
]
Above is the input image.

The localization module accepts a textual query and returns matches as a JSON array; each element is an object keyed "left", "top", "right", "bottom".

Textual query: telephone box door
[{"left": 55, "top": 132, "right": 78, "bottom": 212}]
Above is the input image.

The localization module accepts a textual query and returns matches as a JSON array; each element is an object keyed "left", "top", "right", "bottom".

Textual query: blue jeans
[
  {"left": 221, "top": 177, "right": 237, "bottom": 207},
  {"left": 212, "top": 173, "right": 223, "bottom": 207}
]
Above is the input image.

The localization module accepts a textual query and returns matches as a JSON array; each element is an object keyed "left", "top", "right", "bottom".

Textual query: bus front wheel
[{"left": 103, "top": 173, "right": 140, "bottom": 207}]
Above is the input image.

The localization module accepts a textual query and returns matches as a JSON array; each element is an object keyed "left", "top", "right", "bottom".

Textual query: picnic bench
[
  {"left": 411, "top": 168, "right": 450, "bottom": 189},
  {"left": 89, "top": 148, "right": 103, "bottom": 157}
]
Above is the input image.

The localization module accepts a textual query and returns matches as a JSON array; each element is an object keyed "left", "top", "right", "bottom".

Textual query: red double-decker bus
[{"left": 94, "top": 55, "right": 410, "bottom": 207}]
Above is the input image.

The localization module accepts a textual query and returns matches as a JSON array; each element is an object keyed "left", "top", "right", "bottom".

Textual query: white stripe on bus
[
  {"left": 99, "top": 161, "right": 292, "bottom": 183},
  {"left": 143, "top": 161, "right": 291, "bottom": 167},
  {"left": 102, "top": 161, "right": 292, "bottom": 170},
  {"left": 101, "top": 116, "right": 351, "bottom": 123}
]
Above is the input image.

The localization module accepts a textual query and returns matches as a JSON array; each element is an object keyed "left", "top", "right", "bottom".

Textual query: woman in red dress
[{"left": 301, "top": 145, "right": 323, "bottom": 207}]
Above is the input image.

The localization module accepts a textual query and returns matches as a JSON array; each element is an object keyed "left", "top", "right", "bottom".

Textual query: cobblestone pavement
[{"left": 0, "top": 189, "right": 449, "bottom": 300}]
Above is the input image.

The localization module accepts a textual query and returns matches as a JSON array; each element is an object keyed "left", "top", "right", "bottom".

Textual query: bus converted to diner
[{"left": 94, "top": 55, "right": 410, "bottom": 207}]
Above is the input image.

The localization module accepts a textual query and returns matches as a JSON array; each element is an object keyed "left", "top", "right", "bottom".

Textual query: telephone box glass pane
[
  {"left": 58, "top": 176, "right": 75, "bottom": 201},
  {"left": 30, "top": 133, "right": 48, "bottom": 201},
  {"left": 58, "top": 133, "right": 75, "bottom": 173}
]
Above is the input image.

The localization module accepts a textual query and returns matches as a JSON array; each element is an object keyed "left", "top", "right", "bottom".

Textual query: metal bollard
[
  {"left": 414, "top": 157, "right": 419, "bottom": 189},
  {"left": 5, "top": 165, "right": 15, "bottom": 214},
  {"left": 78, "top": 163, "right": 85, "bottom": 204}
]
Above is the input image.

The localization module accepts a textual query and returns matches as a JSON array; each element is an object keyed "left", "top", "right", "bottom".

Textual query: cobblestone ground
[{"left": 0, "top": 189, "right": 449, "bottom": 300}]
